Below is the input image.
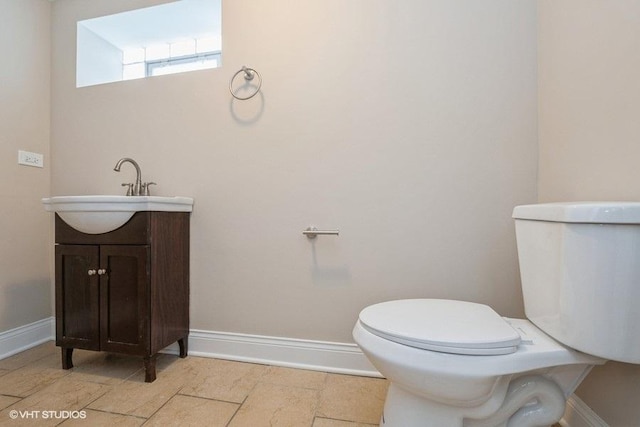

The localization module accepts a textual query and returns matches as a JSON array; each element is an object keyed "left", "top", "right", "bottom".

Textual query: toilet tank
[{"left": 513, "top": 202, "right": 640, "bottom": 364}]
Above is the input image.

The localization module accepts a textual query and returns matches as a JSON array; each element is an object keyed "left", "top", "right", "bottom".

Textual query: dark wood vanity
[{"left": 54, "top": 211, "right": 190, "bottom": 382}]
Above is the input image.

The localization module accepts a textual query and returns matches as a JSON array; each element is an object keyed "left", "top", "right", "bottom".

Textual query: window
[
  {"left": 77, "top": 0, "right": 222, "bottom": 88},
  {"left": 122, "top": 38, "right": 221, "bottom": 80}
]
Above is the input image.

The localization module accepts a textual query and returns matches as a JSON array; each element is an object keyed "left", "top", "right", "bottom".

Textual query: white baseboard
[
  {"left": 0, "top": 319, "right": 379, "bottom": 377},
  {"left": 161, "top": 328, "right": 381, "bottom": 377},
  {"left": 0, "top": 319, "right": 609, "bottom": 427},
  {"left": 0, "top": 317, "right": 55, "bottom": 360},
  {"left": 561, "top": 394, "right": 609, "bottom": 427}
]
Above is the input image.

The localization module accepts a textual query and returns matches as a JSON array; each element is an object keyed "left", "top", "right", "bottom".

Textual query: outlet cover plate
[{"left": 18, "top": 150, "right": 44, "bottom": 168}]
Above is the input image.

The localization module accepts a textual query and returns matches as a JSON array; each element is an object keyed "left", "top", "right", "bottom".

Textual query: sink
[{"left": 42, "top": 195, "right": 194, "bottom": 234}]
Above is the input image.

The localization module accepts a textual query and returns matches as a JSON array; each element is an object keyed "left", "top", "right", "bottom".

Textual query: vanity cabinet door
[
  {"left": 55, "top": 245, "right": 100, "bottom": 351},
  {"left": 99, "top": 245, "right": 150, "bottom": 355}
]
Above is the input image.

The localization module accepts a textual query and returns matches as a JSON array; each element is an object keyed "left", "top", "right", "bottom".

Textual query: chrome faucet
[{"left": 113, "top": 157, "right": 156, "bottom": 196}]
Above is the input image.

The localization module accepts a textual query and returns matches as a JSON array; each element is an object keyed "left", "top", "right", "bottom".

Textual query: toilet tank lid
[{"left": 513, "top": 202, "right": 640, "bottom": 224}]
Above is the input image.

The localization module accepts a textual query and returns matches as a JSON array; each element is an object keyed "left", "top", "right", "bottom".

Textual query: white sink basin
[{"left": 42, "top": 195, "right": 194, "bottom": 234}]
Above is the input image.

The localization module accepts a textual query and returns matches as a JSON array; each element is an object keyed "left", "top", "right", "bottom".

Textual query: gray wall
[
  {"left": 49, "top": 0, "right": 538, "bottom": 343},
  {"left": 538, "top": 1, "right": 640, "bottom": 425},
  {"left": 0, "top": 0, "right": 51, "bottom": 333}
]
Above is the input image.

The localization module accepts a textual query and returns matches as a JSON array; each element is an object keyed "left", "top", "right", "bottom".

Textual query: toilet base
[
  {"left": 380, "top": 375, "right": 568, "bottom": 427},
  {"left": 381, "top": 383, "right": 465, "bottom": 427}
]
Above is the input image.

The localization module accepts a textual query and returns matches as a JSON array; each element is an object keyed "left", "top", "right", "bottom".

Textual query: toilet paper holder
[{"left": 303, "top": 226, "right": 340, "bottom": 239}]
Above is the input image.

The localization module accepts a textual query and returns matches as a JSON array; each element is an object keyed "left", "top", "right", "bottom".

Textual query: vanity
[{"left": 43, "top": 196, "right": 193, "bottom": 382}]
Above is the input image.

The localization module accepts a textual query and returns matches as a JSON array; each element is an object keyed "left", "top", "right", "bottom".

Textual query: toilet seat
[{"left": 358, "top": 299, "right": 522, "bottom": 355}]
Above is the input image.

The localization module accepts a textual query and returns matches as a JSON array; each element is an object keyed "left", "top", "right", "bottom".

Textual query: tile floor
[
  {"left": 0, "top": 342, "right": 387, "bottom": 426},
  {"left": 0, "top": 342, "right": 565, "bottom": 427}
]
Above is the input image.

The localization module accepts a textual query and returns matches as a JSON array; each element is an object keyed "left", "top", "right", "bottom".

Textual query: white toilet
[{"left": 353, "top": 202, "right": 640, "bottom": 427}]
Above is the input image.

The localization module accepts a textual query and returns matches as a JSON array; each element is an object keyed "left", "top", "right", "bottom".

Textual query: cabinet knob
[
  {"left": 87, "top": 269, "right": 97, "bottom": 276},
  {"left": 97, "top": 269, "right": 107, "bottom": 275}
]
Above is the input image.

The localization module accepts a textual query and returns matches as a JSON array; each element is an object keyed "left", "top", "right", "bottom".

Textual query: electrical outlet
[{"left": 18, "top": 150, "right": 44, "bottom": 168}]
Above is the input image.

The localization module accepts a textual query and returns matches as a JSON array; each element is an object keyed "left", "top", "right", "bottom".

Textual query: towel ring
[{"left": 229, "top": 66, "right": 262, "bottom": 100}]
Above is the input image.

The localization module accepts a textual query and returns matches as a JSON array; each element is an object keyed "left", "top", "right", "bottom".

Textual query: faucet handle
[
  {"left": 121, "top": 183, "right": 133, "bottom": 196},
  {"left": 142, "top": 182, "right": 157, "bottom": 196}
]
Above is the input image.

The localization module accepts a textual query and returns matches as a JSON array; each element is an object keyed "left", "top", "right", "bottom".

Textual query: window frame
[{"left": 145, "top": 51, "right": 222, "bottom": 77}]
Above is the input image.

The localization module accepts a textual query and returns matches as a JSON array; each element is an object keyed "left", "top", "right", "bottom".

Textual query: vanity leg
[
  {"left": 144, "top": 355, "right": 157, "bottom": 383},
  {"left": 178, "top": 336, "right": 188, "bottom": 358},
  {"left": 61, "top": 348, "right": 73, "bottom": 369}
]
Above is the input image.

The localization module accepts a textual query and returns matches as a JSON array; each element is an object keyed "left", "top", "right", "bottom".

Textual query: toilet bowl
[
  {"left": 353, "top": 202, "right": 640, "bottom": 427},
  {"left": 353, "top": 299, "right": 604, "bottom": 427}
]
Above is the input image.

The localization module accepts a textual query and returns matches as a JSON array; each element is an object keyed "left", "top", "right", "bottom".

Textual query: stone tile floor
[
  {"left": 0, "top": 342, "right": 566, "bottom": 426},
  {"left": 0, "top": 342, "right": 387, "bottom": 426}
]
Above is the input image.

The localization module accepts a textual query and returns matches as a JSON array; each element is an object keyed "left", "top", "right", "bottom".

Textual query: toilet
[{"left": 353, "top": 202, "right": 640, "bottom": 427}]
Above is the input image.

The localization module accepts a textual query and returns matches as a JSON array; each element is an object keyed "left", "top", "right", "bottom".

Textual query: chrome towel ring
[{"left": 229, "top": 66, "right": 262, "bottom": 100}]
